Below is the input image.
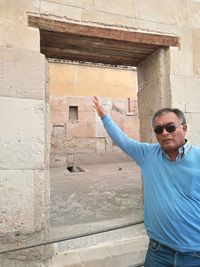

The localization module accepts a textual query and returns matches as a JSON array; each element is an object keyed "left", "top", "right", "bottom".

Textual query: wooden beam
[
  {"left": 40, "top": 30, "right": 158, "bottom": 54},
  {"left": 41, "top": 46, "right": 141, "bottom": 66},
  {"left": 28, "top": 16, "right": 180, "bottom": 47}
]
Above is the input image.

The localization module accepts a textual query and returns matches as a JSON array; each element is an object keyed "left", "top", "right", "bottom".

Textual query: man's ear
[{"left": 183, "top": 124, "right": 187, "bottom": 133}]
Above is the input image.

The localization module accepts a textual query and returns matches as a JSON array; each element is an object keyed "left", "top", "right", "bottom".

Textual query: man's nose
[{"left": 162, "top": 128, "right": 169, "bottom": 135}]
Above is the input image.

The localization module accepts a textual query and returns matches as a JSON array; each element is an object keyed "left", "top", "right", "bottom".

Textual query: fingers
[
  {"left": 93, "top": 96, "right": 99, "bottom": 105},
  {"left": 92, "top": 96, "right": 105, "bottom": 117},
  {"left": 93, "top": 96, "right": 100, "bottom": 109}
]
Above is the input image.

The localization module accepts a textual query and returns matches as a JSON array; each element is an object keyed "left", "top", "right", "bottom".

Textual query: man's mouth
[{"left": 162, "top": 139, "right": 173, "bottom": 144}]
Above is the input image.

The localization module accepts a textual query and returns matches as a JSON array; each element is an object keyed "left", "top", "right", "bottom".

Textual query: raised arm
[{"left": 92, "top": 96, "right": 150, "bottom": 165}]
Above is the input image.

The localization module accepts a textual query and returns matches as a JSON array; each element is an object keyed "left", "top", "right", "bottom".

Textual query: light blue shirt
[
  {"left": 163, "top": 139, "right": 191, "bottom": 161},
  {"left": 102, "top": 114, "right": 200, "bottom": 252}
]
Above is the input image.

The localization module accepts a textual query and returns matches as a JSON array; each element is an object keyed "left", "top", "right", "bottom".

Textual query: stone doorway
[
  {"left": 27, "top": 15, "right": 179, "bottom": 259},
  {"left": 28, "top": 15, "right": 179, "bottom": 145}
]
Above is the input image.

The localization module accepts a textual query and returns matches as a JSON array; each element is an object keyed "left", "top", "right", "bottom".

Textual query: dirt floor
[{"left": 50, "top": 161, "right": 143, "bottom": 227}]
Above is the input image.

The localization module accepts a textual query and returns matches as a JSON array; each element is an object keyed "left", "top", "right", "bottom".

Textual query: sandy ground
[{"left": 50, "top": 161, "right": 143, "bottom": 227}]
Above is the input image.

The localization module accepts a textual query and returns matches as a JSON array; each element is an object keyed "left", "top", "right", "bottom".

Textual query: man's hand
[{"left": 93, "top": 96, "right": 106, "bottom": 118}]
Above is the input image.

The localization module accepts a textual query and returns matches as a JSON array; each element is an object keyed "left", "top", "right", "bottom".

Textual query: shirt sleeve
[{"left": 102, "top": 114, "right": 152, "bottom": 166}]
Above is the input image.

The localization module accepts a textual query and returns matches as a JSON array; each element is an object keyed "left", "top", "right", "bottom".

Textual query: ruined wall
[
  {"left": 49, "top": 62, "right": 139, "bottom": 166},
  {"left": 38, "top": 0, "right": 200, "bottom": 144},
  {"left": 0, "top": 1, "right": 51, "bottom": 266},
  {"left": 1, "top": 0, "right": 200, "bottom": 265}
]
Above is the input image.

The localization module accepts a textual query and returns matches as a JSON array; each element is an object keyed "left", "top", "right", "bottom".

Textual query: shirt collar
[{"left": 162, "top": 139, "right": 192, "bottom": 161}]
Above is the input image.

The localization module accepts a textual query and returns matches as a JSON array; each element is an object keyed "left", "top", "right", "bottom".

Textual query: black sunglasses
[{"left": 154, "top": 123, "right": 183, "bottom": 135}]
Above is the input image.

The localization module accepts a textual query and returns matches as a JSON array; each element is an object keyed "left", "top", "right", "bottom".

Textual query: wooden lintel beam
[
  {"left": 42, "top": 46, "right": 145, "bottom": 61},
  {"left": 28, "top": 16, "right": 180, "bottom": 47}
]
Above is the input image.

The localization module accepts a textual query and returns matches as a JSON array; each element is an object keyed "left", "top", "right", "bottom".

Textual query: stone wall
[
  {"left": 38, "top": 0, "right": 200, "bottom": 145},
  {"left": 1, "top": 0, "right": 200, "bottom": 265},
  {"left": 49, "top": 62, "right": 139, "bottom": 166},
  {"left": 0, "top": 1, "right": 51, "bottom": 266},
  {"left": 50, "top": 95, "right": 139, "bottom": 167}
]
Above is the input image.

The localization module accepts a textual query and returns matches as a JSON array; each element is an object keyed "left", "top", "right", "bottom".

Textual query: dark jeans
[{"left": 144, "top": 239, "right": 200, "bottom": 267}]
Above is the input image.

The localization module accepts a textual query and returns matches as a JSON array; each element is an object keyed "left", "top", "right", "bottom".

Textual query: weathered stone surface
[
  {"left": 81, "top": 246, "right": 112, "bottom": 267},
  {"left": 49, "top": 64, "right": 137, "bottom": 99},
  {"left": 185, "top": 113, "right": 200, "bottom": 146},
  {"left": 171, "top": 75, "right": 200, "bottom": 113},
  {"left": 170, "top": 28, "right": 193, "bottom": 76},
  {"left": 0, "top": 170, "right": 35, "bottom": 234},
  {"left": 185, "top": 77, "right": 200, "bottom": 113},
  {"left": 108, "top": 238, "right": 148, "bottom": 266},
  {"left": 170, "top": 75, "right": 186, "bottom": 111},
  {"left": 137, "top": 49, "right": 171, "bottom": 142},
  {"left": 0, "top": 97, "right": 45, "bottom": 170},
  {"left": 0, "top": 0, "right": 40, "bottom": 51},
  {"left": 41, "top": 0, "right": 84, "bottom": 8},
  {"left": 0, "top": 48, "right": 46, "bottom": 99},
  {"left": 34, "top": 170, "right": 50, "bottom": 232},
  {"left": 135, "top": 0, "right": 188, "bottom": 26},
  {"left": 51, "top": 111, "right": 67, "bottom": 125},
  {"left": 40, "top": 0, "right": 82, "bottom": 20},
  {"left": 193, "top": 29, "right": 200, "bottom": 77},
  {"left": 95, "top": 0, "right": 136, "bottom": 17},
  {"left": 188, "top": 0, "right": 200, "bottom": 29},
  {"left": 82, "top": 8, "right": 139, "bottom": 29},
  {"left": 51, "top": 251, "right": 82, "bottom": 267},
  {"left": 95, "top": 138, "right": 106, "bottom": 153}
]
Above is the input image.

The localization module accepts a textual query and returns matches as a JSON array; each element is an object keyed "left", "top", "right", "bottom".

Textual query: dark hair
[{"left": 152, "top": 108, "right": 186, "bottom": 125}]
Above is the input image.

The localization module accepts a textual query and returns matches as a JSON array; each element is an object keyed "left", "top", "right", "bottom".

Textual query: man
[{"left": 93, "top": 96, "right": 200, "bottom": 267}]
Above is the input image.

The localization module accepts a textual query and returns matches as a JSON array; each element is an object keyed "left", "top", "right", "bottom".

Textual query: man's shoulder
[{"left": 191, "top": 144, "right": 200, "bottom": 152}]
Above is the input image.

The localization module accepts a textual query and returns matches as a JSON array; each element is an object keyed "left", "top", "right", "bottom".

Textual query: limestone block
[
  {"left": 42, "top": 0, "right": 95, "bottom": 9},
  {"left": 170, "top": 75, "right": 186, "bottom": 111},
  {"left": 0, "top": 97, "right": 45, "bottom": 170},
  {"left": 80, "top": 246, "right": 112, "bottom": 267},
  {"left": 50, "top": 154, "right": 67, "bottom": 167},
  {"left": 95, "top": 0, "right": 136, "bottom": 17},
  {"left": 41, "top": 0, "right": 83, "bottom": 8},
  {"left": 50, "top": 97, "right": 68, "bottom": 112},
  {"left": 0, "top": 0, "right": 40, "bottom": 51},
  {"left": 82, "top": 8, "right": 138, "bottom": 29},
  {"left": 170, "top": 28, "right": 193, "bottom": 76},
  {"left": 0, "top": 170, "right": 34, "bottom": 234},
  {"left": 0, "top": 27, "right": 40, "bottom": 52},
  {"left": 0, "top": 48, "right": 46, "bottom": 99},
  {"left": 108, "top": 238, "right": 148, "bottom": 266},
  {"left": 51, "top": 251, "right": 82, "bottom": 267},
  {"left": 136, "top": 18, "right": 178, "bottom": 36},
  {"left": 193, "top": 29, "right": 200, "bottom": 77},
  {"left": 0, "top": 0, "right": 39, "bottom": 21},
  {"left": 69, "top": 138, "right": 96, "bottom": 154},
  {"left": 66, "top": 121, "right": 96, "bottom": 138},
  {"left": 44, "top": 102, "right": 51, "bottom": 169},
  {"left": 105, "top": 137, "right": 114, "bottom": 153},
  {"left": 40, "top": 0, "right": 82, "bottom": 21},
  {"left": 185, "top": 77, "right": 200, "bottom": 113},
  {"left": 188, "top": 0, "right": 200, "bottom": 29},
  {"left": 123, "top": 119, "right": 140, "bottom": 140},
  {"left": 51, "top": 126, "right": 67, "bottom": 154},
  {"left": 34, "top": 170, "right": 50, "bottom": 232},
  {"left": 185, "top": 113, "right": 200, "bottom": 146},
  {"left": 51, "top": 111, "right": 67, "bottom": 125},
  {"left": 79, "top": 111, "right": 96, "bottom": 123},
  {"left": 95, "top": 122, "right": 107, "bottom": 138},
  {"left": 135, "top": 0, "right": 188, "bottom": 26},
  {"left": 84, "top": 0, "right": 95, "bottom": 8},
  {"left": 95, "top": 138, "right": 106, "bottom": 153}
]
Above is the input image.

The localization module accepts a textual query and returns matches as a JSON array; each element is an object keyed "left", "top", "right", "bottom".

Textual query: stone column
[
  {"left": 137, "top": 48, "right": 171, "bottom": 143},
  {"left": 0, "top": 1, "right": 51, "bottom": 265}
]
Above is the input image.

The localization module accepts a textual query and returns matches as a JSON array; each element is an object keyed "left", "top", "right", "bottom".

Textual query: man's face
[{"left": 153, "top": 112, "right": 187, "bottom": 153}]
